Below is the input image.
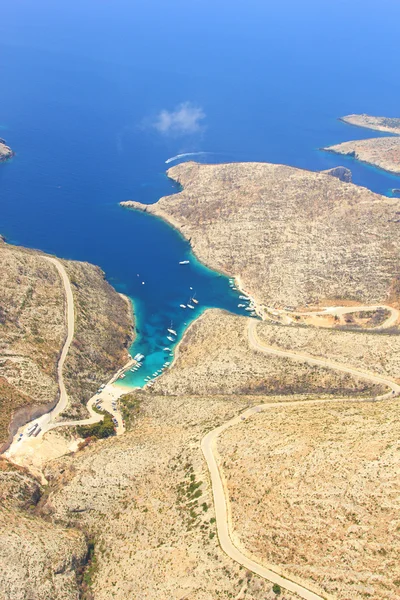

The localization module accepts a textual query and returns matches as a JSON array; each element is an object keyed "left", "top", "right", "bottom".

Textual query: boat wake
[{"left": 165, "top": 152, "right": 210, "bottom": 164}]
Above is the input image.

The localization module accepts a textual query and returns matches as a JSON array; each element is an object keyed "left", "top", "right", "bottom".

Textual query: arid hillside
[
  {"left": 151, "top": 310, "right": 385, "bottom": 398},
  {"left": 325, "top": 136, "right": 400, "bottom": 175},
  {"left": 121, "top": 161, "right": 400, "bottom": 308},
  {"left": 40, "top": 391, "right": 298, "bottom": 600},
  {"left": 0, "top": 240, "right": 134, "bottom": 449},
  {"left": 218, "top": 399, "right": 400, "bottom": 600},
  {"left": 0, "top": 457, "right": 88, "bottom": 600},
  {"left": 340, "top": 114, "right": 400, "bottom": 135}
]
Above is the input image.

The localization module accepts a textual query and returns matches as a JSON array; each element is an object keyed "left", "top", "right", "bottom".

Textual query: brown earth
[
  {"left": 121, "top": 161, "right": 400, "bottom": 308},
  {"left": 218, "top": 399, "right": 400, "bottom": 600},
  {"left": 324, "top": 136, "right": 400, "bottom": 176},
  {"left": 40, "top": 392, "right": 298, "bottom": 600},
  {"left": 0, "top": 240, "right": 134, "bottom": 448},
  {"left": 340, "top": 114, "right": 400, "bottom": 135},
  {"left": 0, "top": 457, "right": 88, "bottom": 600},
  {"left": 151, "top": 310, "right": 384, "bottom": 398}
]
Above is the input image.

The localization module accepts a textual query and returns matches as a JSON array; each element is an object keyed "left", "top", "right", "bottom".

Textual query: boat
[
  {"left": 192, "top": 298, "right": 198, "bottom": 304},
  {"left": 179, "top": 260, "right": 190, "bottom": 265},
  {"left": 245, "top": 307, "right": 253, "bottom": 311},
  {"left": 239, "top": 295, "right": 248, "bottom": 300},
  {"left": 164, "top": 347, "right": 171, "bottom": 351},
  {"left": 119, "top": 374, "right": 126, "bottom": 379},
  {"left": 167, "top": 335, "right": 174, "bottom": 342},
  {"left": 238, "top": 303, "right": 245, "bottom": 308},
  {"left": 180, "top": 304, "right": 186, "bottom": 309},
  {"left": 167, "top": 328, "right": 177, "bottom": 336},
  {"left": 187, "top": 303, "right": 194, "bottom": 309}
]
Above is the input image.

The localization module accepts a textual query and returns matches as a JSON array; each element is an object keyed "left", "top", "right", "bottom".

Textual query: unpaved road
[
  {"left": 201, "top": 319, "right": 400, "bottom": 599},
  {"left": 273, "top": 304, "right": 399, "bottom": 330},
  {"left": 248, "top": 320, "right": 400, "bottom": 398}
]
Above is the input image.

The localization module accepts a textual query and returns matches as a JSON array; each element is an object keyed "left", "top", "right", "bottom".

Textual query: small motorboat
[{"left": 179, "top": 260, "right": 190, "bottom": 265}]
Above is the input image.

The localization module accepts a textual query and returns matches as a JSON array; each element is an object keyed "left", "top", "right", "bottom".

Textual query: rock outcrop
[
  {"left": 322, "top": 165, "right": 352, "bottom": 182},
  {"left": 0, "top": 139, "right": 14, "bottom": 162}
]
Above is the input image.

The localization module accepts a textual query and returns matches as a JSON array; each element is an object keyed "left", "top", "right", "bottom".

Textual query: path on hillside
[
  {"left": 201, "top": 319, "right": 400, "bottom": 599},
  {"left": 248, "top": 319, "right": 400, "bottom": 398}
]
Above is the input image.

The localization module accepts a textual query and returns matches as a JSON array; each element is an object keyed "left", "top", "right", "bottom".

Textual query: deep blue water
[{"left": 1, "top": 0, "right": 400, "bottom": 387}]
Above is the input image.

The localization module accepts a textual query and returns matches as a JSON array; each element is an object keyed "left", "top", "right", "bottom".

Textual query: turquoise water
[{"left": 1, "top": 0, "right": 399, "bottom": 389}]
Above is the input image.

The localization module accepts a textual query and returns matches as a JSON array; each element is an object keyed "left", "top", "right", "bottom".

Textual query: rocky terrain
[
  {"left": 339, "top": 114, "right": 400, "bottom": 135},
  {"left": 0, "top": 138, "right": 14, "bottom": 161},
  {"left": 151, "top": 311, "right": 383, "bottom": 398},
  {"left": 218, "top": 399, "right": 400, "bottom": 600},
  {"left": 0, "top": 457, "right": 88, "bottom": 600},
  {"left": 324, "top": 136, "right": 400, "bottom": 175},
  {"left": 38, "top": 391, "right": 298, "bottom": 600},
  {"left": 121, "top": 161, "right": 400, "bottom": 308},
  {"left": 0, "top": 240, "right": 134, "bottom": 449}
]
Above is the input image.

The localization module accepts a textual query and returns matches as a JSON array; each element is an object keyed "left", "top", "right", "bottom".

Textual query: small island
[
  {"left": 0, "top": 138, "right": 14, "bottom": 162},
  {"left": 324, "top": 136, "right": 400, "bottom": 175}
]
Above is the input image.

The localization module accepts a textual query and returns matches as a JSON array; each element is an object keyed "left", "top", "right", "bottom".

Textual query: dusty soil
[
  {"left": 151, "top": 310, "right": 384, "bottom": 397},
  {"left": 218, "top": 399, "right": 400, "bottom": 600},
  {"left": 122, "top": 161, "right": 400, "bottom": 308},
  {"left": 0, "top": 457, "right": 87, "bottom": 600},
  {"left": 42, "top": 392, "right": 298, "bottom": 600},
  {"left": 255, "top": 319, "right": 400, "bottom": 381}
]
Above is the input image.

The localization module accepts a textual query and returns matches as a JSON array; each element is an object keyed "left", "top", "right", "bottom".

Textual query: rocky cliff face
[{"left": 322, "top": 165, "right": 352, "bottom": 182}]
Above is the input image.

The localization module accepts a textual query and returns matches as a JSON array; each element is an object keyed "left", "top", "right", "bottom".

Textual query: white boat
[
  {"left": 164, "top": 347, "right": 171, "bottom": 351},
  {"left": 192, "top": 298, "right": 198, "bottom": 304},
  {"left": 167, "top": 328, "right": 177, "bottom": 336},
  {"left": 245, "top": 307, "right": 253, "bottom": 311},
  {"left": 238, "top": 303, "right": 245, "bottom": 307},
  {"left": 167, "top": 335, "right": 175, "bottom": 342},
  {"left": 180, "top": 304, "right": 186, "bottom": 309},
  {"left": 187, "top": 303, "right": 194, "bottom": 309},
  {"left": 179, "top": 260, "right": 190, "bottom": 265},
  {"left": 119, "top": 374, "right": 126, "bottom": 379}
]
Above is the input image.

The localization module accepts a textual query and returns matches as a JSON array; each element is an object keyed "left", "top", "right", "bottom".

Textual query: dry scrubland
[
  {"left": 0, "top": 457, "right": 87, "bottom": 600},
  {"left": 340, "top": 114, "right": 400, "bottom": 135},
  {"left": 38, "top": 392, "right": 297, "bottom": 600},
  {"left": 152, "top": 310, "right": 384, "bottom": 398},
  {"left": 325, "top": 137, "right": 400, "bottom": 176},
  {"left": 256, "top": 318, "right": 400, "bottom": 381},
  {"left": 0, "top": 241, "right": 133, "bottom": 448},
  {"left": 218, "top": 400, "right": 400, "bottom": 600},
  {"left": 122, "top": 161, "right": 400, "bottom": 308}
]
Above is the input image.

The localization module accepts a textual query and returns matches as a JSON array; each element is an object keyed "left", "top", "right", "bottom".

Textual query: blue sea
[{"left": 1, "top": 0, "right": 400, "bottom": 387}]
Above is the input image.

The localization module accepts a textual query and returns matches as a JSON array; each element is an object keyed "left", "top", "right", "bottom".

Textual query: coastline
[
  {"left": 338, "top": 116, "right": 400, "bottom": 136},
  {"left": 322, "top": 146, "right": 400, "bottom": 177}
]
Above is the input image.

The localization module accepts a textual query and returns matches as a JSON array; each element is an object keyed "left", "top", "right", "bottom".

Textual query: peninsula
[
  {"left": 121, "top": 161, "right": 400, "bottom": 309},
  {"left": 339, "top": 113, "right": 400, "bottom": 134},
  {"left": 324, "top": 114, "right": 400, "bottom": 175}
]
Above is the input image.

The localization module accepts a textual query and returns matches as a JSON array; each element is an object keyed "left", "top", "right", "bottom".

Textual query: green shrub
[
  {"left": 76, "top": 411, "right": 115, "bottom": 439},
  {"left": 272, "top": 583, "right": 281, "bottom": 595}
]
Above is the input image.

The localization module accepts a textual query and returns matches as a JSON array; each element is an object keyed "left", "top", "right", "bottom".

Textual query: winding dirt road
[{"left": 201, "top": 319, "right": 400, "bottom": 599}]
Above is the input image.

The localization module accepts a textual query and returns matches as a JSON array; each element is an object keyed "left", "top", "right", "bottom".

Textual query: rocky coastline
[{"left": 0, "top": 138, "right": 14, "bottom": 162}]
